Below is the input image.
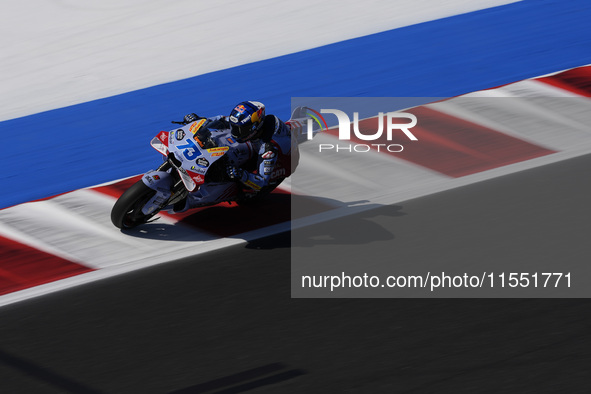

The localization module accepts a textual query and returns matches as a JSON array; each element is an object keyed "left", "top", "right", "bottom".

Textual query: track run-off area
[{"left": 2, "top": 65, "right": 591, "bottom": 304}]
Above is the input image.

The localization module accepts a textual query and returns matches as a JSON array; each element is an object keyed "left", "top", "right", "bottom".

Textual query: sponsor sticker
[
  {"left": 201, "top": 146, "right": 229, "bottom": 157},
  {"left": 190, "top": 166, "right": 206, "bottom": 175},
  {"left": 176, "top": 129, "right": 185, "bottom": 140},
  {"left": 196, "top": 157, "right": 209, "bottom": 168},
  {"left": 270, "top": 168, "right": 286, "bottom": 179},
  {"left": 191, "top": 173, "right": 204, "bottom": 184},
  {"left": 207, "top": 147, "right": 229, "bottom": 153},
  {"left": 245, "top": 180, "right": 261, "bottom": 190},
  {"left": 261, "top": 150, "right": 276, "bottom": 159},
  {"left": 189, "top": 119, "right": 206, "bottom": 134},
  {"left": 193, "top": 136, "right": 205, "bottom": 147}
]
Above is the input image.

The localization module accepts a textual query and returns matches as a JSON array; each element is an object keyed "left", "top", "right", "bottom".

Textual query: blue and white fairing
[{"left": 139, "top": 118, "right": 237, "bottom": 214}]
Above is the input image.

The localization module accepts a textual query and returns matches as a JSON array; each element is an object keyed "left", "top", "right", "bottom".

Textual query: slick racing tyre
[{"left": 111, "top": 180, "right": 158, "bottom": 229}]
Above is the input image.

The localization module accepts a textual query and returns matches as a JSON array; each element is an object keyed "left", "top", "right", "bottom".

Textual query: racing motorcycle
[{"left": 110, "top": 109, "right": 310, "bottom": 229}]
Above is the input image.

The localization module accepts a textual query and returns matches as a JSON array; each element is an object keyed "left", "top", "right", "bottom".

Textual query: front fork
[{"left": 140, "top": 160, "right": 189, "bottom": 215}]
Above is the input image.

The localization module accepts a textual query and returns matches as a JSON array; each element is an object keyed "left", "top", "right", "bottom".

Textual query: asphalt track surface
[{"left": 1, "top": 153, "right": 591, "bottom": 393}]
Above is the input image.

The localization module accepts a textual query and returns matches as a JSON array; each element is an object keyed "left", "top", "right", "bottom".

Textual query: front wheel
[{"left": 111, "top": 181, "right": 158, "bottom": 229}]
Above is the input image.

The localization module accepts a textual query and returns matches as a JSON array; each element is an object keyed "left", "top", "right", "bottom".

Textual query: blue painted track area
[{"left": 1, "top": 0, "right": 590, "bottom": 209}]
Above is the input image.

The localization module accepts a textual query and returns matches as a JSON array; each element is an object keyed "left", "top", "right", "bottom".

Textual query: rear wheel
[{"left": 111, "top": 181, "right": 158, "bottom": 229}]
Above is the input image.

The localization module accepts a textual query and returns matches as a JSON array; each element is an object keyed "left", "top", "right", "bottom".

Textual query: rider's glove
[
  {"left": 226, "top": 165, "right": 246, "bottom": 182},
  {"left": 183, "top": 113, "right": 201, "bottom": 124},
  {"left": 172, "top": 113, "right": 204, "bottom": 125}
]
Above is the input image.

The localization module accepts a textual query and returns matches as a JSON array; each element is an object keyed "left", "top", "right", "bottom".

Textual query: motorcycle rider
[{"left": 172, "top": 101, "right": 298, "bottom": 212}]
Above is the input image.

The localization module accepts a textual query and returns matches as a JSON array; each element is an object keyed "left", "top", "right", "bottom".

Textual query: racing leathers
[
  {"left": 173, "top": 113, "right": 297, "bottom": 211},
  {"left": 225, "top": 113, "right": 296, "bottom": 195}
]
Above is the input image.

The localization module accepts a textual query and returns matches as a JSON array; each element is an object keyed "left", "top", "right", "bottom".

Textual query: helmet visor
[{"left": 231, "top": 123, "right": 256, "bottom": 142}]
